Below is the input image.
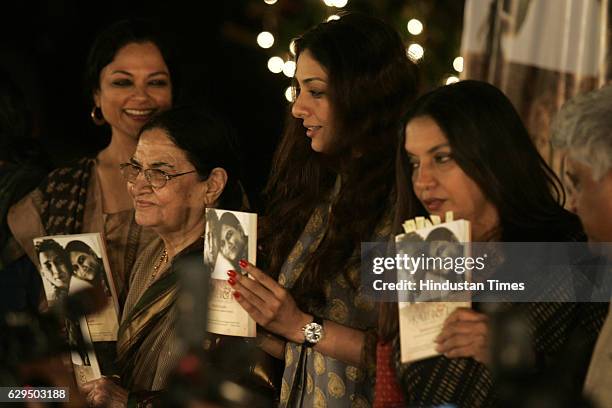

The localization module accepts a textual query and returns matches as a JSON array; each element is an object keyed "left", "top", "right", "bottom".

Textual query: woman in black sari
[{"left": 375, "top": 80, "right": 607, "bottom": 407}]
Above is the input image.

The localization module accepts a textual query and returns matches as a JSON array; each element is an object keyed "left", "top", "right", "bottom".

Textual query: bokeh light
[
  {"left": 445, "top": 76, "right": 460, "bottom": 85},
  {"left": 285, "top": 86, "right": 295, "bottom": 102},
  {"left": 267, "top": 56, "right": 284, "bottom": 74},
  {"left": 257, "top": 31, "right": 274, "bottom": 49},
  {"left": 283, "top": 60, "right": 296, "bottom": 77},
  {"left": 407, "top": 19, "right": 423, "bottom": 35},
  {"left": 407, "top": 43, "right": 424, "bottom": 61},
  {"left": 453, "top": 56, "right": 464, "bottom": 73}
]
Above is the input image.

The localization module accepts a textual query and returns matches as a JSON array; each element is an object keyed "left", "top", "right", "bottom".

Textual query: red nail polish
[
  {"left": 228, "top": 277, "right": 235, "bottom": 285},
  {"left": 227, "top": 270, "right": 236, "bottom": 277},
  {"left": 239, "top": 259, "right": 248, "bottom": 268},
  {"left": 233, "top": 292, "right": 241, "bottom": 299}
]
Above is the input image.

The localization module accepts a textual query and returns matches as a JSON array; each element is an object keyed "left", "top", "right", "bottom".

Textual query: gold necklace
[{"left": 149, "top": 248, "right": 168, "bottom": 284}]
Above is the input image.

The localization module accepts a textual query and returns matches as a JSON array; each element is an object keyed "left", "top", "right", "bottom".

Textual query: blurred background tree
[{"left": 0, "top": 0, "right": 466, "bottom": 208}]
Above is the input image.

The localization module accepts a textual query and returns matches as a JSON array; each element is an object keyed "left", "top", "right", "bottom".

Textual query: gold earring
[{"left": 90, "top": 106, "right": 106, "bottom": 126}]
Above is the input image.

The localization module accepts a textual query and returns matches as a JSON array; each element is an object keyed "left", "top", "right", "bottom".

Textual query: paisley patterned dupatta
[
  {"left": 278, "top": 178, "right": 392, "bottom": 408},
  {"left": 39, "top": 157, "right": 93, "bottom": 235}
]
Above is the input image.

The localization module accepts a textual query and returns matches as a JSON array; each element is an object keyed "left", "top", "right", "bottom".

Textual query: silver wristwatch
[{"left": 302, "top": 316, "right": 324, "bottom": 347}]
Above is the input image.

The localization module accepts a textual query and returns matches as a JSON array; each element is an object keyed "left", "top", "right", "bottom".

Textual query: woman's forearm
[
  {"left": 308, "top": 319, "right": 365, "bottom": 366},
  {"left": 257, "top": 332, "right": 286, "bottom": 360}
]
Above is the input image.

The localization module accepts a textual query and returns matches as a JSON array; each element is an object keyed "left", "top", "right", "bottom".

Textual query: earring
[{"left": 90, "top": 106, "right": 106, "bottom": 126}]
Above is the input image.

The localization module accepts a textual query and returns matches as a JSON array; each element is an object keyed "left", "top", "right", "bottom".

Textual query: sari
[{"left": 116, "top": 237, "right": 184, "bottom": 391}]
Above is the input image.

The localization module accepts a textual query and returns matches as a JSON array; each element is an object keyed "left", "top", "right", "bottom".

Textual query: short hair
[
  {"left": 219, "top": 212, "right": 244, "bottom": 235},
  {"left": 83, "top": 18, "right": 178, "bottom": 101},
  {"left": 35, "top": 239, "right": 70, "bottom": 267},
  {"left": 551, "top": 85, "right": 612, "bottom": 180}
]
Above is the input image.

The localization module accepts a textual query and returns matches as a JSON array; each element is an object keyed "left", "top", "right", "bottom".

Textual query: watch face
[{"left": 304, "top": 323, "right": 324, "bottom": 343}]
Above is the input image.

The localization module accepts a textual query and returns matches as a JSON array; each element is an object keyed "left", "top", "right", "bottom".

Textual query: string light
[
  {"left": 323, "top": 0, "right": 347, "bottom": 7},
  {"left": 407, "top": 19, "right": 423, "bottom": 35},
  {"left": 285, "top": 86, "right": 295, "bottom": 102},
  {"left": 267, "top": 56, "right": 284, "bottom": 74},
  {"left": 407, "top": 43, "right": 424, "bottom": 61},
  {"left": 283, "top": 60, "right": 296, "bottom": 77},
  {"left": 289, "top": 40, "right": 297, "bottom": 55},
  {"left": 257, "top": 31, "right": 274, "bottom": 49},
  {"left": 327, "top": 15, "right": 340, "bottom": 22},
  {"left": 264, "top": 0, "right": 277, "bottom": 4},
  {"left": 446, "top": 76, "right": 460, "bottom": 85},
  {"left": 453, "top": 56, "right": 464, "bottom": 73}
]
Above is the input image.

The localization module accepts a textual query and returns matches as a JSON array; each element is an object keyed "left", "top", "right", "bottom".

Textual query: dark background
[{"left": 0, "top": 0, "right": 464, "bottom": 209}]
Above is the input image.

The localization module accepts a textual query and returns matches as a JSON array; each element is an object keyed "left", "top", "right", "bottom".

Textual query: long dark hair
[
  {"left": 261, "top": 12, "right": 418, "bottom": 310},
  {"left": 395, "top": 80, "right": 581, "bottom": 240},
  {"left": 381, "top": 80, "right": 582, "bottom": 341}
]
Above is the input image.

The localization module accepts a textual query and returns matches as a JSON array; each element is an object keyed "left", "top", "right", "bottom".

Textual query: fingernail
[
  {"left": 233, "top": 291, "right": 241, "bottom": 299},
  {"left": 227, "top": 270, "right": 236, "bottom": 277},
  {"left": 228, "top": 278, "right": 236, "bottom": 286},
  {"left": 239, "top": 259, "right": 248, "bottom": 268}
]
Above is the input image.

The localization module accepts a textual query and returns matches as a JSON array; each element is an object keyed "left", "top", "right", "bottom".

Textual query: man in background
[{"left": 552, "top": 84, "right": 612, "bottom": 408}]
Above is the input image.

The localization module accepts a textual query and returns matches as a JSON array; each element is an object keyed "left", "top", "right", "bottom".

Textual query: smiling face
[
  {"left": 405, "top": 116, "right": 499, "bottom": 241},
  {"left": 291, "top": 50, "right": 333, "bottom": 153},
  {"left": 70, "top": 250, "right": 100, "bottom": 281},
  {"left": 94, "top": 41, "right": 172, "bottom": 140},
  {"left": 128, "top": 128, "right": 208, "bottom": 237},
  {"left": 39, "top": 250, "right": 71, "bottom": 289},
  {"left": 564, "top": 156, "right": 612, "bottom": 242}
]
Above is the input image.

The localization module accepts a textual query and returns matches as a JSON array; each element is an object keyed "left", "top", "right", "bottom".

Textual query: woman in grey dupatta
[
  {"left": 230, "top": 13, "right": 418, "bottom": 408},
  {"left": 80, "top": 106, "right": 246, "bottom": 407}
]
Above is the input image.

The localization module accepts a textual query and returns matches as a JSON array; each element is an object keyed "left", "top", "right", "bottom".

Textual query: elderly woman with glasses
[{"left": 81, "top": 106, "right": 246, "bottom": 407}]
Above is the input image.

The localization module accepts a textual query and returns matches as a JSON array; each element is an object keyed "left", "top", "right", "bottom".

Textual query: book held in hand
[
  {"left": 204, "top": 208, "right": 257, "bottom": 337},
  {"left": 395, "top": 212, "right": 472, "bottom": 363},
  {"left": 33, "top": 232, "right": 118, "bottom": 383}
]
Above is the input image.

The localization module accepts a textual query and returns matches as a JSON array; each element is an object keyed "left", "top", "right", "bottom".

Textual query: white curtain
[{"left": 461, "top": 0, "right": 610, "bottom": 174}]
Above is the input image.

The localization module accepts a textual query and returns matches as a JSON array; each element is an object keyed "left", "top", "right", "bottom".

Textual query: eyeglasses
[{"left": 119, "top": 163, "right": 196, "bottom": 189}]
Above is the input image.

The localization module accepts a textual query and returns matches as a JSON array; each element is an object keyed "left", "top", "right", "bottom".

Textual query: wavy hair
[{"left": 261, "top": 12, "right": 418, "bottom": 310}]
